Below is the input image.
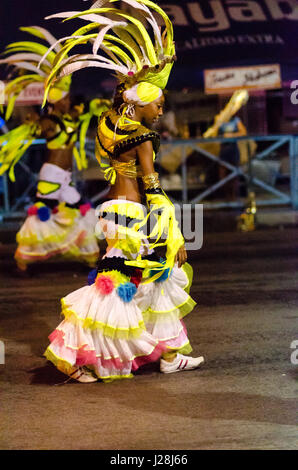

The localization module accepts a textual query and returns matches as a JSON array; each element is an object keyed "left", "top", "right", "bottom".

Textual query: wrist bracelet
[{"left": 142, "top": 172, "right": 161, "bottom": 190}]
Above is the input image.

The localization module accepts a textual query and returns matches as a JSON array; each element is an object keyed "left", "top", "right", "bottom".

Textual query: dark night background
[
  {"left": 0, "top": 0, "right": 114, "bottom": 98},
  {"left": 0, "top": 0, "right": 297, "bottom": 95}
]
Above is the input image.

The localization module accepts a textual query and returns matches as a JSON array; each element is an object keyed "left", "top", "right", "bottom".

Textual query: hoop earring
[{"left": 125, "top": 103, "right": 135, "bottom": 118}]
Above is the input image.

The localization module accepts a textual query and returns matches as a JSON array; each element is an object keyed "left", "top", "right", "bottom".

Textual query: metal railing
[
  {"left": 156, "top": 134, "right": 297, "bottom": 209},
  {"left": 0, "top": 134, "right": 297, "bottom": 220}
]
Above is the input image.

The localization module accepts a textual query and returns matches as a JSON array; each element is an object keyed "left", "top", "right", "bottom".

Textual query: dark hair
[{"left": 112, "top": 83, "right": 126, "bottom": 112}]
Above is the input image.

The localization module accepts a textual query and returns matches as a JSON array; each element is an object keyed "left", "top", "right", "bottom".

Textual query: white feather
[
  {"left": 38, "top": 35, "right": 84, "bottom": 69},
  {"left": 0, "top": 53, "right": 51, "bottom": 67},
  {"left": 46, "top": 11, "right": 116, "bottom": 25},
  {"left": 101, "top": 44, "right": 124, "bottom": 66},
  {"left": 25, "top": 26, "right": 61, "bottom": 52},
  {"left": 60, "top": 60, "right": 128, "bottom": 77},
  {"left": 92, "top": 21, "right": 127, "bottom": 55},
  {"left": 60, "top": 53, "right": 123, "bottom": 68},
  {"left": 87, "top": 0, "right": 110, "bottom": 7},
  {"left": 9, "top": 62, "right": 46, "bottom": 76}
]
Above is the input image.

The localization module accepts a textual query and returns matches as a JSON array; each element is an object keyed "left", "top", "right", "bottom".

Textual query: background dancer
[{"left": 0, "top": 26, "right": 111, "bottom": 270}]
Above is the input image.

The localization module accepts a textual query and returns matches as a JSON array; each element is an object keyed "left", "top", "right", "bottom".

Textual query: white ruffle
[
  {"left": 49, "top": 319, "right": 159, "bottom": 366},
  {"left": 15, "top": 207, "right": 99, "bottom": 263},
  {"left": 135, "top": 263, "right": 189, "bottom": 313},
  {"left": 62, "top": 284, "right": 145, "bottom": 334}
]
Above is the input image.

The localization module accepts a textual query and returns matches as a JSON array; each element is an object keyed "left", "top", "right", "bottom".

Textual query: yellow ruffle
[
  {"left": 165, "top": 341, "right": 193, "bottom": 355},
  {"left": 61, "top": 298, "right": 146, "bottom": 340},
  {"left": 142, "top": 297, "right": 196, "bottom": 318},
  {"left": 44, "top": 347, "right": 76, "bottom": 377},
  {"left": 16, "top": 203, "right": 78, "bottom": 245},
  {"left": 44, "top": 347, "right": 134, "bottom": 382},
  {"left": 181, "top": 263, "right": 193, "bottom": 294}
]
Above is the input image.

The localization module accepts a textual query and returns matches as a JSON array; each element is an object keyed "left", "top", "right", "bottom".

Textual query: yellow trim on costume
[
  {"left": 16, "top": 221, "right": 78, "bottom": 246},
  {"left": 61, "top": 298, "right": 146, "bottom": 339},
  {"left": 149, "top": 324, "right": 185, "bottom": 343},
  {"left": 181, "top": 263, "right": 193, "bottom": 294},
  {"left": 16, "top": 202, "right": 79, "bottom": 245},
  {"left": 165, "top": 341, "right": 193, "bottom": 356},
  {"left": 44, "top": 347, "right": 75, "bottom": 376},
  {"left": 125, "top": 192, "right": 185, "bottom": 283},
  {"left": 100, "top": 202, "right": 145, "bottom": 220},
  {"left": 142, "top": 297, "right": 196, "bottom": 316},
  {"left": 54, "top": 327, "right": 160, "bottom": 363},
  {"left": 37, "top": 180, "right": 61, "bottom": 196},
  {"left": 15, "top": 233, "right": 79, "bottom": 257},
  {"left": 44, "top": 347, "right": 133, "bottom": 382},
  {"left": 102, "top": 374, "right": 134, "bottom": 383}
]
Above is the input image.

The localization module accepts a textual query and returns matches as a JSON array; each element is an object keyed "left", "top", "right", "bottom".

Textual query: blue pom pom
[
  {"left": 154, "top": 268, "right": 171, "bottom": 282},
  {"left": 117, "top": 282, "right": 137, "bottom": 302},
  {"left": 149, "top": 259, "right": 171, "bottom": 282},
  {"left": 87, "top": 269, "right": 97, "bottom": 285},
  {"left": 150, "top": 267, "right": 171, "bottom": 282},
  {"left": 37, "top": 206, "right": 51, "bottom": 222}
]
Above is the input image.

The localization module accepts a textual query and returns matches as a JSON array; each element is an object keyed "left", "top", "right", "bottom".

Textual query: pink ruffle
[
  {"left": 48, "top": 329, "right": 166, "bottom": 372},
  {"left": 76, "top": 347, "right": 97, "bottom": 366},
  {"left": 49, "top": 329, "right": 64, "bottom": 346},
  {"left": 49, "top": 329, "right": 97, "bottom": 366},
  {"left": 159, "top": 320, "right": 189, "bottom": 350},
  {"left": 131, "top": 342, "right": 166, "bottom": 371}
]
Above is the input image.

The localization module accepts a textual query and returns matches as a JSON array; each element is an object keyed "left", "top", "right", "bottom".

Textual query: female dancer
[
  {"left": 0, "top": 26, "right": 111, "bottom": 269},
  {"left": 42, "top": 0, "right": 204, "bottom": 382}
]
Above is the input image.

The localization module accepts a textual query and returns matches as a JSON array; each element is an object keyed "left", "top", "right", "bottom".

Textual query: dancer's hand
[{"left": 175, "top": 244, "right": 187, "bottom": 268}]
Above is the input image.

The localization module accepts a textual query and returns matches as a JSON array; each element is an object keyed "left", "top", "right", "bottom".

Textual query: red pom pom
[
  {"left": 143, "top": 65, "right": 149, "bottom": 69},
  {"left": 130, "top": 269, "right": 143, "bottom": 288},
  {"left": 52, "top": 206, "right": 59, "bottom": 214},
  {"left": 79, "top": 202, "right": 92, "bottom": 216},
  {"left": 27, "top": 205, "right": 38, "bottom": 216},
  {"left": 130, "top": 277, "right": 141, "bottom": 288},
  {"left": 95, "top": 275, "right": 114, "bottom": 295},
  {"left": 128, "top": 71, "right": 134, "bottom": 76}
]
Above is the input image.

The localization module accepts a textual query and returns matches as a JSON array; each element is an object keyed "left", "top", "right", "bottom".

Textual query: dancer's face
[{"left": 138, "top": 94, "right": 164, "bottom": 127}]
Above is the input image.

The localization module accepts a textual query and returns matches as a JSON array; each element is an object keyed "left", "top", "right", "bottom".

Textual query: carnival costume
[
  {"left": 42, "top": 0, "right": 203, "bottom": 382},
  {"left": 0, "top": 26, "right": 111, "bottom": 269}
]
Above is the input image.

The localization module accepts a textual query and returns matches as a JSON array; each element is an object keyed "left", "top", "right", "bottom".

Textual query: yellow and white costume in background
[
  {"left": 0, "top": 26, "right": 111, "bottom": 269},
  {"left": 42, "top": 0, "right": 199, "bottom": 381}
]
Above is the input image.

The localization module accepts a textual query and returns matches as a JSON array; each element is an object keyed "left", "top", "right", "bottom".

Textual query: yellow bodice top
[{"left": 95, "top": 109, "right": 160, "bottom": 184}]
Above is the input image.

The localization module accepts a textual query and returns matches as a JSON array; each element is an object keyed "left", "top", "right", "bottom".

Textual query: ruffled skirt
[
  {"left": 44, "top": 199, "right": 196, "bottom": 381},
  {"left": 15, "top": 201, "right": 99, "bottom": 268}
]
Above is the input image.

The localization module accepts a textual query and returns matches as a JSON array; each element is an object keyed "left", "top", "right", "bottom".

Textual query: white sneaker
[
  {"left": 160, "top": 353, "right": 204, "bottom": 374},
  {"left": 68, "top": 367, "right": 97, "bottom": 383}
]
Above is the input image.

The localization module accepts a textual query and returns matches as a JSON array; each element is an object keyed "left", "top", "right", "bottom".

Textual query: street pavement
[{"left": 0, "top": 226, "right": 297, "bottom": 450}]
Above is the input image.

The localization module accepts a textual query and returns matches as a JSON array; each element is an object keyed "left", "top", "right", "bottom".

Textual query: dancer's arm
[{"left": 136, "top": 140, "right": 186, "bottom": 267}]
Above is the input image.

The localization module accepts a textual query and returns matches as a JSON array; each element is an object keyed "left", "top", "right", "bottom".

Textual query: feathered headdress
[
  {"left": 40, "top": 0, "right": 176, "bottom": 106},
  {"left": 0, "top": 26, "right": 72, "bottom": 119}
]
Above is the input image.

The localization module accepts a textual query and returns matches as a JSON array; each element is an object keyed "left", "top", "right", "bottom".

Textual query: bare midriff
[
  {"left": 106, "top": 147, "right": 143, "bottom": 203},
  {"left": 47, "top": 146, "right": 74, "bottom": 171}
]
